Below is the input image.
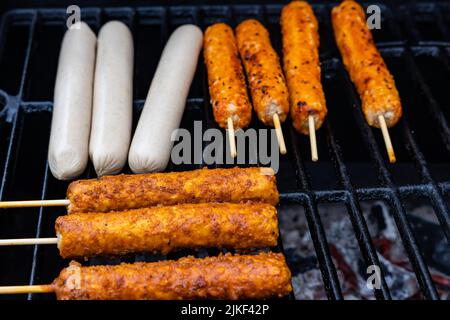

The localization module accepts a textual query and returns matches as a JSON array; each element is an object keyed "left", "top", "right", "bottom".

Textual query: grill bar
[
  {"left": 325, "top": 121, "right": 391, "bottom": 300},
  {"left": 384, "top": 48, "right": 450, "bottom": 242},
  {"left": 338, "top": 64, "right": 440, "bottom": 299},
  {"left": 399, "top": 116, "right": 450, "bottom": 242},
  {"left": 289, "top": 126, "right": 343, "bottom": 300},
  {"left": 27, "top": 164, "right": 50, "bottom": 300}
]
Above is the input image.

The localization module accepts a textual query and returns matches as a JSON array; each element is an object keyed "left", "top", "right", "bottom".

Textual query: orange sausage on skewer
[
  {"left": 281, "top": 1, "right": 328, "bottom": 136},
  {"left": 332, "top": 0, "right": 402, "bottom": 162},
  {"left": 332, "top": 0, "right": 402, "bottom": 128},
  {"left": 203, "top": 23, "right": 252, "bottom": 130},
  {"left": 235, "top": 19, "right": 289, "bottom": 127}
]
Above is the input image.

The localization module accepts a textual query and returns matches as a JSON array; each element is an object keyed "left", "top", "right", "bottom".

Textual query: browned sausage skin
[
  {"left": 204, "top": 23, "right": 252, "bottom": 129},
  {"left": 66, "top": 167, "right": 279, "bottom": 213},
  {"left": 281, "top": 1, "right": 327, "bottom": 135},
  {"left": 236, "top": 19, "right": 289, "bottom": 126},
  {"left": 332, "top": 0, "right": 402, "bottom": 128},
  {"left": 56, "top": 203, "right": 279, "bottom": 258},
  {"left": 53, "top": 252, "right": 293, "bottom": 300}
]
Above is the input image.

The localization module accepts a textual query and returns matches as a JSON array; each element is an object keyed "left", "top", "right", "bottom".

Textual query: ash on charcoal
[{"left": 278, "top": 200, "right": 450, "bottom": 300}]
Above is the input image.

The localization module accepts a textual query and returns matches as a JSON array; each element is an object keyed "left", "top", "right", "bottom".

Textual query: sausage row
[
  {"left": 50, "top": 0, "right": 403, "bottom": 180},
  {"left": 204, "top": 0, "right": 402, "bottom": 141},
  {"left": 50, "top": 22, "right": 202, "bottom": 180}
]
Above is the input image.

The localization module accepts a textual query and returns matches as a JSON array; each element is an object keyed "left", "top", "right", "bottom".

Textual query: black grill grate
[{"left": 0, "top": 1, "right": 449, "bottom": 300}]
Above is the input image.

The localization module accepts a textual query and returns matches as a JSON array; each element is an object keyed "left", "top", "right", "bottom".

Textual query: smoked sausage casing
[
  {"left": 52, "top": 252, "right": 293, "bottom": 300},
  {"left": 281, "top": 1, "right": 327, "bottom": 135},
  {"left": 332, "top": 0, "right": 402, "bottom": 128},
  {"left": 204, "top": 23, "right": 252, "bottom": 129},
  {"left": 66, "top": 167, "right": 278, "bottom": 214},
  {"left": 48, "top": 22, "right": 96, "bottom": 180},
  {"left": 56, "top": 203, "right": 279, "bottom": 258},
  {"left": 236, "top": 19, "right": 289, "bottom": 126}
]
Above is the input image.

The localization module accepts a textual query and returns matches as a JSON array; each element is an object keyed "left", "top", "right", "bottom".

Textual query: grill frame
[{"left": 0, "top": 1, "right": 448, "bottom": 300}]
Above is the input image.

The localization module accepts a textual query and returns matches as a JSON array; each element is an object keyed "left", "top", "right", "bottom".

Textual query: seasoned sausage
[
  {"left": 89, "top": 21, "right": 134, "bottom": 176},
  {"left": 48, "top": 22, "right": 96, "bottom": 180},
  {"left": 128, "top": 25, "right": 203, "bottom": 173},
  {"left": 56, "top": 203, "right": 279, "bottom": 258},
  {"left": 66, "top": 166, "right": 278, "bottom": 213},
  {"left": 52, "top": 252, "right": 292, "bottom": 299},
  {"left": 332, "top": 0, "right": 402, "bottom": 127},
  {"left": 236, "top": 19, "right": 289, "bottom": 126},
  {"left": 204, "top": 23, "right": 252, "bottom": 129},
  {"left": 281, "top": 1, "right": 327, "bottom": 135}
]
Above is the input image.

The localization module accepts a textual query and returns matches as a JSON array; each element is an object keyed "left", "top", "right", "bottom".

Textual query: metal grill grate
[{"left": 0, "top": 1, "right": 449, "bottom": 300}]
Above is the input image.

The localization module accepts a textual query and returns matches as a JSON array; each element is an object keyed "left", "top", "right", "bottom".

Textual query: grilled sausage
[
  {"left": 204, "top": 23, "right": 252, "bottom": 129},
  {"left": 236, "top": 19, "right": 289, "bottom": 126},
  {"left": 48, "top": 22, "right": 96, "bottom": 180},
  {"left": 281, "top": 1, "right": 327, "bottom": 135},
  {"left": 128, "top": 25, "right": 203, "bottom": 173},
  {"left": 332, "top": 0, "right": 402, "bottom": 128},
  {"left": 89, "top": 21, "right": 134, "bottom": 177},
  {"left": 66, "top": 167, "right": 278, "bottom": 214},
  {"left": 56, "top": 203, "right": 278, "bottom": 258},
  {"left": 52, "top": 252, "right": 292, "bottom": 300}
]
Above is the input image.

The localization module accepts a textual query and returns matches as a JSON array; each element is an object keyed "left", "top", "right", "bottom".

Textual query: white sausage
[
  {"left": 48, "top": 22, "right": 96, "bottom": 180},
  {"left": 128, "top": 24, "right": 203, "bottom": 173},
  {"left": 89, "top": 21, "right": 134, "bottom": 176}
]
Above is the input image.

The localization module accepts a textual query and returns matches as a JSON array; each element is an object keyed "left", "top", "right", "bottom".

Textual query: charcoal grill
[{"left": 0, "top": 0, "right": 449, "bottom": 300}]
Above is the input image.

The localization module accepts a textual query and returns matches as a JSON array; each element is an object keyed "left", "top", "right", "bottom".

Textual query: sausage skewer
[
  {"left": 332, "top": 0, "right": 401, "bottom": 163},
  {"left": 204, "top": 23, "right": 253, "bottom": 158},
  {"left": 0, "top": 167, "right": 278, "bottom": 212},
  {"left": 281, "top": 1, "right": 328, "bottom": 162},
  {"left": 227, "top": 117, "right": 237, "bottom": 158},
  {"left": 0, "top": 252, "right": 292, "bottom": 299},
  {"left": 308, "top": 115, "right": 318, "bottom": 162},
  {"left": 235, "top": 19, "right": 290, "bottom": 155},
  {"left": 0, "top": 203, "right": 279, "bottom": 259}
]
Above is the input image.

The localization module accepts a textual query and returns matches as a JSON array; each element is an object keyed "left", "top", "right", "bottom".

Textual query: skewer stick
[
  {"left": 0, "top": 284, "right": 53, "bottom": 295},
  {"left": 273, "top": 114, "right": 287, "bottom": 155},
  {"left": 308, "top": 115, "right": 318, "bottom": 162},
  {"left": 378, "top": 115, "right": 396, "bottom": 163},
  {"left": 0, "top": 238, "right": 58, "bottom": 246},
  {"left": 0, "top": 199, "right": 70, "bottom": 209},
  {"left": 227, "top": 117, "right": 237, "bottom": 158}
]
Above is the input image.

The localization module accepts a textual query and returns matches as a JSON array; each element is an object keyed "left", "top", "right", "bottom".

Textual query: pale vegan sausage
[
  {"left": 89, "top": 21, "right": 134, "bottom": 176},
  {"left": 128, "top": 25, "right": 203, "bottom": 173},
  {"left": 48, "top": 22, "right": 96, "bottom": 180}
]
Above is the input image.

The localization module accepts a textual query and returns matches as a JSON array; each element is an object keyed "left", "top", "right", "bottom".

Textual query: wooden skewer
[
  {"left": 378, "top": 115, "right": 396, "bottom": 163},
  {"left": 227, "top": 117, "right": 237, "bottom": 158},
  {"left": 0, "top": 284, "right": 53, "bottom": 295},
  {"left": 273, "top": 114, "right": 287, "bottom": 155},
  {"left": 0, "top": 199, "right": 70, "bottom": 209},
  {"left": 308, "top": 115, "right": 318, "bottom": 162},
  {"left": 0, "top": 238, "right": 58, "bottom": 246}
]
